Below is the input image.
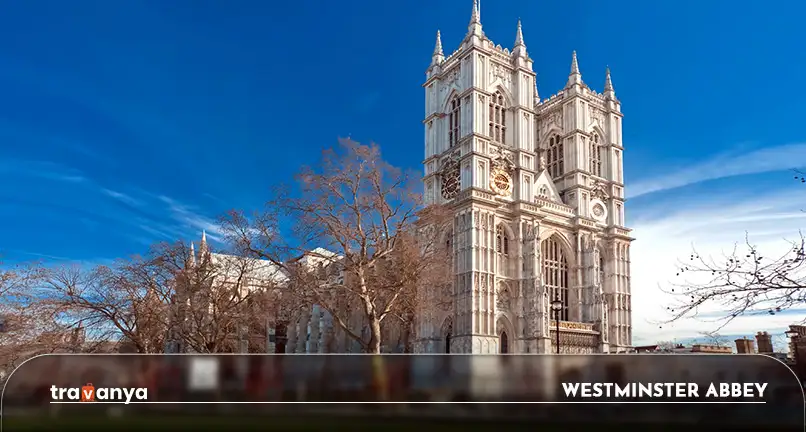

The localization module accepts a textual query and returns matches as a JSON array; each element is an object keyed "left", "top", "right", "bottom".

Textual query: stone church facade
[{"left": 413, "top": 1, "right": 633, "bottom": 354}]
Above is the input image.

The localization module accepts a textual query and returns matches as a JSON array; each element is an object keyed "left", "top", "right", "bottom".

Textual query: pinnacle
[
  {"left": 515, "top": 19, "right": 525, "bottom": 47},
  {"left": 434, "top": 30, "right": 444, "bottom": 56},
  {"left": 604, "top": 67, "right": 614, "bottom": 92}
]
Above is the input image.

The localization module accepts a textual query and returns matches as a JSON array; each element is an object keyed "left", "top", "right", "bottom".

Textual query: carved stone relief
[
  {"left": 496, "top": 281, "right": 511, "bottom": 311},
  {"left": 446, "top": 67, "right": 460, "bottom": 87},
  {"left": 590, "top": 179, "right": 610, "bottom": 200},
  {"left": 489, "top": 62, "right": 512, "bottom": 86},
  {"left": 588, "top": 105, "right": 606, "bottom": 128},
  {"left": 539, "top": 110, "right": 564, "bottom": 137}
]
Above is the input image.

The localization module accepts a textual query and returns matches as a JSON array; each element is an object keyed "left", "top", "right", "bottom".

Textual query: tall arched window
[
  {"left": 448, "top": 97, "right": 461, "bottom": 148},
  {"left": 589, "top": 133, "right": 602, "bottom": 177},
  {"left": 542, "top": 236, "right": 569, "bottom": 321},
  {"left": 547, "top": 135, "right": 564, "bottom": 178},
  {"left": 495, "top": 225, "right": 509, "bottom": 255},
  {"left": 489, "top": 91, "right": 506, "bottom": 145}
]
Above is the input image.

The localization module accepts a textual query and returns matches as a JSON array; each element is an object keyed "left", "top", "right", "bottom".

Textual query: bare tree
[
  {"left": 34, "top": 241, "right": 285, "bottom": 354},
  {"left": 36, "top": 257, "right": 170, "bottom": 353},
  {"left": 655, "top": 340, "right": 678, "bottom": 352},
  {"left": 695, "top": 330, "right": 730, "bottom": 347},
  {"left": 0, "top": 263, "right": 87, "bottom": 381},
  {"left": 661, "top": 232, "right": 806, "bottom": 331},
  {"left": 223, "top": 139, "right": 452, "bottom": 353}
]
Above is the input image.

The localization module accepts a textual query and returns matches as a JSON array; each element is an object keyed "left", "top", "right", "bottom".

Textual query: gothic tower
[{"left": 418, "top": 2, "right": 633, "bottom": 354}]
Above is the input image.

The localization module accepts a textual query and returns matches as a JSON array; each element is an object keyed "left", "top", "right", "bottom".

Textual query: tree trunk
[{"left": 367, "top": 318, "right": 382, "bottom": 353}]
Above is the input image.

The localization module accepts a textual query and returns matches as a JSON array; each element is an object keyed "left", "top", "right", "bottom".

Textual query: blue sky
[{"left": 0, "top": 0, "right": 804, "bottom": 344}]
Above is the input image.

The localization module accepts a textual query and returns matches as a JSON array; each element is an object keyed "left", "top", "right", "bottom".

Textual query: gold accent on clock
[{"left": 490, "top": 170, "right": 512, "bottom": 196}]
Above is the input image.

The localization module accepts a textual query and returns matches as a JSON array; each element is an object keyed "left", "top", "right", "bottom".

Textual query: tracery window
[
  {"left": 547, "top": 135, "right": 564, "bottom": 178},
  {"left": 488, "top": 91, "right": 506, "bottom": 144},
  {"left": 590, "top": 133, "right": 602, "bottom": 177},
  {"left": 448, "top": 97, "right": 461, "bottom": 148},
  {"left": 495, "top": 225, "right": 509, "bottom": 255},
  {"left": 542, "top": 236, "right": 569, "bottom": 321}
]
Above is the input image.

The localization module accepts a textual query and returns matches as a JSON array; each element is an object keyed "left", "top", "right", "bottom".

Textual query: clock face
[
  {"left": 590, "top": 199, "right": 608, "bottom": 221},
  {"left": 490, "top": 171, "right": 512, "bottom": 196},
  {"left": 440, "top": 160, "right": 460, "bottom": 200}
]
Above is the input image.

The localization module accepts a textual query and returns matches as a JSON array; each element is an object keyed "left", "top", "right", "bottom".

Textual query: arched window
[
  {"left": 500, "top": 331, "right": 509, "bottom": 353},
  {"left": 542, "top": 236, "right": 569, "bottom": 321},
  {"left": 448, "top": 97, "right": 461, "bottom": 148},
  {"left": 495, "top": 225, "right": 509, "bottom": 255},
  {"left": 489, "top": 91, "right": 506, "bottom": 144},
  {"left": 445, "top": 321, "right": 453, "bottom": 354},
  {"left": 589, "top": 133, "right": 602, "bottom": 177},
  {"left": 547, "top": 135, "right": 564, "bottom": 178}
]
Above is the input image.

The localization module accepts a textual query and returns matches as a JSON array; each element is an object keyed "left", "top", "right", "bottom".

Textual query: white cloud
[
  {"left": 100, "top": 188, "right": 143, "bottom": 207},
  {"left": 630, "top": 186, "right": 806, "bottom": 345},
  {"left": 628, "top": 143, "right": 806, "bottom": 198},
  {"left": 157, "top": 195, "right": 223, "bottom": 242}
]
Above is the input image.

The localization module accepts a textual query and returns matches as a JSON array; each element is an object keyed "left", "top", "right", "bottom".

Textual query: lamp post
[{"left": 550, "top": 296, "right": 563, "bottom": 354}]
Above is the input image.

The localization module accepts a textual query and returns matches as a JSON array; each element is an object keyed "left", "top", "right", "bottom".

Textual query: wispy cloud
[
  {"left": 630, "top": 185, "right": 806, "bottom": 344},
  {"left": 0, "top": 159, "right": 87, "bottom": 183},
  {"left": 157, "top": 195, "right": 223, "bottom": 242},
  {"left": 100, "top": 188, "right": 143, "bottom": 207},
  {"left": 628, "top": 142, "right": 806, "bottom": 198}
]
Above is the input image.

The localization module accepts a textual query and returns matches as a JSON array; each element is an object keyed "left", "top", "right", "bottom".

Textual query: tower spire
[
  {"left": 514, "top": 19, "right": 525, "bottom": 47},
  {"left": 467, "top": 0, "right": 483, "bottom": 38},
  {"left": 566, "top": 50, "right": 583, "bottom": 88},
  {"left": 512, "top": 19, "right": 527, "bottom": 59},
  {"left": 604, "top": 67, "right": 615, "bottom": 99},
  {"left": 434, "top": 30, "right": 444, "bottom": 56},
  {"left": 198, "top": 230, "right": 209, "bottom": 259},
  {"left": 431, "top": 30, "right": 445, "bottom": 67}
]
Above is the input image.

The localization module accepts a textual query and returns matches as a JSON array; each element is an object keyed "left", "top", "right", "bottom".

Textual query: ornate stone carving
[
  {"left": 490, "top": 62, "right": 511, "bottom": 85},
  {"left": 490, "top": 147, "right": 515, "bottom": 173},
  {"left": 589, "top": 105, "right": 606, "bottom": 127},
  {"left": 496, "top": 282, "right": 511, "bottom": 311},
  {"left": 590, "top": 179, "right": 609, "bottom": 200},
  {"left": 445, "top": 67, "right": 460, "bottom": 86},
  {"left": 540, "top": 110, "right": 563, "bottom": 135}
]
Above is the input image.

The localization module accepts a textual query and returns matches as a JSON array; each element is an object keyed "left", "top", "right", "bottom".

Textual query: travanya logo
[{"left": 50, "top": 383, "right": 148, "bottom": 404}]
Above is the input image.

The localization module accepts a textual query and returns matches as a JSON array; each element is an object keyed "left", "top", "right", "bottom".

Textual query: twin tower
[{"left": 416, "top": 1, "right": 633, "bottom": 354}]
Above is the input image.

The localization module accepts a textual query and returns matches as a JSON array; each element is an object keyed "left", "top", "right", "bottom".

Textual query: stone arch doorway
[
  {"left": 441, "top": 316, "right": 453, "bottom": 354},
  {"left": 500, "top": 331, "right": 509, "bottom": 353},
  {"left": 445, "top": 322, "right": 453, "bottom": 353}
]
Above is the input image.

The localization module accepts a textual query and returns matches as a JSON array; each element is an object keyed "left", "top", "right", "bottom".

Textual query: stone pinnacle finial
[
  {"left": 434, "top": 30, "right": 443, "bottom": 56},
  {"left": 604, "top": 67, "right": 614, "bottom": 93},
  {"left": 566, "top": 50, "right": 583, "bottom": 88},
  {"left": 534, "top": 77, "right": 540, "bottom": 105},
  {"left": 471, "top": 0, "right": 480, "bottom": 24},
  {"left": 467, "top": 0, "right": 483, "bottom": 38},
  {"left": 515, "top": 19, "right": 525, "bottom": 47}
]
